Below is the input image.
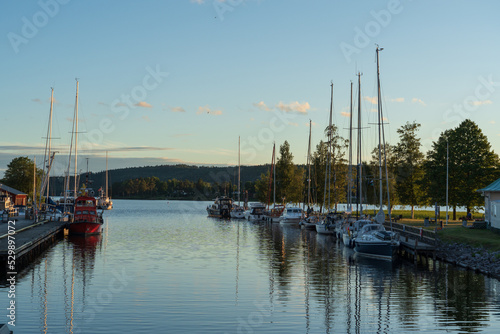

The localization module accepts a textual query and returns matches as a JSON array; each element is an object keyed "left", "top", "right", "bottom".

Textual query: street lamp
[{"left": 446, "top": 137, "right": 449, "bottom": 225}]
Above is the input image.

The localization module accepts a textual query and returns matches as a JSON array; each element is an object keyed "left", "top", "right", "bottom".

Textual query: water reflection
[{"left": 1, "top": 201, "right": 500, "bottom": 333}]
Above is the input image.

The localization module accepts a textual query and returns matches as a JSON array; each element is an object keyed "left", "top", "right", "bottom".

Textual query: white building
[{"left": 478, "top": 179, "right": 500, "bottom": 231}]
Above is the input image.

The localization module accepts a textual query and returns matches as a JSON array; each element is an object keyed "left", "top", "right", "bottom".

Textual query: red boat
[{"left": 69, "top": 196, "right": 104, "bottom": 235}]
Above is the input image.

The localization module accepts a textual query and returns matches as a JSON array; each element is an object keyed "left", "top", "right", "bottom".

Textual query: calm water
[{"left": 2, "top": 200, "right": 500, "bottom": 333}]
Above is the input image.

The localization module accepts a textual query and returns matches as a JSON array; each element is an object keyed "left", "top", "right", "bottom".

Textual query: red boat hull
[{"left": 68, "top": 222, "right": 103, "bottom": 235}]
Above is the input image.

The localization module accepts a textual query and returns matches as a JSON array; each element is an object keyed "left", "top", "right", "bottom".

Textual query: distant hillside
[{"left": 48, "top": 164, "right": 272, "bottom": 195}]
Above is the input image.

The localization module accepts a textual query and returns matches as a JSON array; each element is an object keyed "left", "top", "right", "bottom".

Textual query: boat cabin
[{"left": 74, "top": 196, "right": 99, "bottom": 223}]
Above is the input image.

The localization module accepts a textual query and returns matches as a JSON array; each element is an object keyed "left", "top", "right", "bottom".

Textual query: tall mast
[
  {"left": 273, "top": 143, "right": 276, "bottom": 205},
  {"left": 40, "top": 88, "right": 54, "bottom": 204},
  {"left": 237, "top": 137, "right": 240, "bottom": 206},
  {"left": 33, "top": 156, "right": 37, "bottom": 217},
  {"left": 106, "top": 151, "right": 109, "bottom": 199},
  {"left": 307, "top": 120, "right": 312, "bottom": 209},
  {"left": 266, "top": 143, "right": 276, "bottom": 209},
  {"left": 348, "top": 81, "right": 353, "bottom": 212},
  {"left": 376, "top": 45, "right": 384, "bottom": 223},
  {"left": 323, "top": 83, "right": 333, "bottom": 212},
  {"left": 74, "top": 79, "right": 79, "bottom": 197},
  {"left": 46, "top": 88, "right": 53, "bottom": 200},
  {"left": 357, "top": 72, "right": 363, "bottom": 217},
  {"left": 376, "top": 45, "right": 392, "bottom": 225}
]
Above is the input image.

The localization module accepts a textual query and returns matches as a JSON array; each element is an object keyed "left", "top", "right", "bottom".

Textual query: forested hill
[{"left": 49, "top": 164, "right": 272, "bottom": 194}]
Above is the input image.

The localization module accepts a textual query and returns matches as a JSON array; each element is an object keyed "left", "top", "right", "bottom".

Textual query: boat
[
  {"left": 230, "top": 137, "right": 246, "bottom": 219},
  {"left": 206, "top": 196, "right": 232, "bottom": 218},
  {"left": 266, "top": 204, "right": 285, "bottom": 222},
  {"left": 279, "top": 207, "right": 303, "bottom": 225},
  {"left": 247, "top": 203, "right": 267, "bottom": 222},
  {"left": 353, "top": 46, "right": 399, "bottom": 259},
  {"left": 315, "top": 218, "right": 335, "bottom": 234},
  {"left": 97, "top": 151, "right": 113, "bottom": 210},
  {"left": 230, "top": 204, "right": 246, "bottom": 219},
  {"left": 353, "top": 223, "right": 400, "bottom": 260},
  {"left": 300, "top": 215, "right": 319, "bottom": 230},
  {"left": 68, "top": 195, "right": 104, "bottom": 235},
  {"left": 342, "top": 219, "right": 371, "bottom": 248}
]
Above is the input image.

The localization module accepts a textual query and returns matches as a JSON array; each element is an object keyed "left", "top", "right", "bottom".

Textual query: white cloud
[
  {"left": 170, "top": 106, "right": 186, "bottom": 112},
  {"left": 197, "top": 105, "right": 223, "bottom": 115},
  {"left": 276, "top": 101, "right": 310, "bottom": 114},
  {"left": 305, "top": 121, "right": 317, "bottom": 127},
  {"left": 340, "top": 111, "right": 351, "bottom": 118},
  {"left": 253, "top": 101, "right": 271, "bottom": 111},
  {"left": 364, "top": 96, "right": 377, "bottom": 105},
  {"left": 142, "top": 115, "right": 151, "bottom": 122},
  {"left": 289, "top": 122, "right": 299, "bottom": 127},
  {"left": 411, "top": 98, "right": 426, "bottom": 107},
  {"left": 135, "top": 101, "right": 152, "bottom": 108},
  {"left": 489, "top": 120, "right": 496, "bottom": 124},
  {"left": 391, "top": 97, "right": 404, "bottom": 103},
  {"left": 471, "top": 100, "right": 492, "bottom": 106}
]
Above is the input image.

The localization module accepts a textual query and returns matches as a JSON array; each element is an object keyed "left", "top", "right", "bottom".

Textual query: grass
[{"left": 437, "top": 226, "right": 500, "bottom": 252}]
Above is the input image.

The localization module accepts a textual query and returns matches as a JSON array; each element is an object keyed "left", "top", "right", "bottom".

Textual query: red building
[{"left": 0, "top": 184, "right": 28, "bottom": 206}]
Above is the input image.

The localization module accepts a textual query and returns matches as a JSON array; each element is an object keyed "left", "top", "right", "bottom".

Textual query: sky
[{"left": 1, "top": 0, "right": 499, "bottom": 178}]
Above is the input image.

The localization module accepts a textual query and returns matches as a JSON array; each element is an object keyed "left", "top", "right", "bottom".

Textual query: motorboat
[
  {"left": 206, "top": 196, "right": 233, "bottom": 218},
  {"left": 247, "top": 203, "right": 267, "bottom": 222},
  {"left": 279, "top": 207, "right": 303, "bottom": 225}
]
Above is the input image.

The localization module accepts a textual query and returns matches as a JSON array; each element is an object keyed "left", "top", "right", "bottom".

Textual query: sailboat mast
[
  {"left": 377, "top": 45, "right": 392, "bottom": 224},
  {"left": 328, "top": 83, "right": 333, "bottom": 211},
  {"left": 377, "top": 47, "right": 383, "bottom": 212},
  {"left": 46, "top": 88, "right": 53, "bottom": 200},
  {"left": 307, "top": 120, "right": 312, "bottom": 209},
  {"left": 273, "top": 143, "right": 276, "bottom": 205},
  {"left": 348, "top": 81, "right": 353, "bottom": 212},
  {"left": 74, "top": 80, "right": 79, "bottom": 196},
  {"left": 237, "top": 137, "right": 240, "bottom": 206},
  {"left": 357, "top": 72, "right": 363, "bottom": 216},
  {"left": 106, "top": 151, "right": 109, "bottom": 199}
]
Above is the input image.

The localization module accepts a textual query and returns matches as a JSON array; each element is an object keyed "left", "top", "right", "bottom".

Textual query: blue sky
[{"left": 1, "top": 0, "right": 499, "bottom": 177}]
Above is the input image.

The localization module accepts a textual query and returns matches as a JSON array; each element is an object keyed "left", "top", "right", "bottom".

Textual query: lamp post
[{"left": 446, "top": 138, "right": 449, "bottom": 225}]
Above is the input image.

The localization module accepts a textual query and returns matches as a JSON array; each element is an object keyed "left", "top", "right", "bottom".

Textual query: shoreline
[{"left": 435, "top": 240, "right": 500, "bottom": 280}]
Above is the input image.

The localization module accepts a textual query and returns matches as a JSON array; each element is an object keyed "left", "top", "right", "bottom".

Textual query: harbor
[{"left": 2, "top": 200, "right": 500, "bottom": 334}]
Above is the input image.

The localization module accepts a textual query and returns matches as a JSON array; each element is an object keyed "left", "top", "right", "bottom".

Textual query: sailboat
[
  {"left": 316, "top": 83, "right": 336, "bottom": 235},
  {"left": 231, "top": 137, "right": 246, "bottom": 219},
  {"left": 68, "top": 80, "right": 104, "bottom": 235},
  {"left": 97, "top": 151, "right": 113, "bottom": 210},
  {"left": 264, "top": 143, "right": 285, "bottom": 222},
  {"left": 353, "top": 46, "right": 399, "bottom": 259},
  {"left": 300, "top": 120, "right": 319, "bottom": 230}
]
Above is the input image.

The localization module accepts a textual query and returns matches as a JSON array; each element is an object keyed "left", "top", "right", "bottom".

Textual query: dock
[
  {"left": 384, "top": 221, "right": 437, "bottom": 263},
  {"left": 0, "top": 216, "right": 67, "bottom": 271}
]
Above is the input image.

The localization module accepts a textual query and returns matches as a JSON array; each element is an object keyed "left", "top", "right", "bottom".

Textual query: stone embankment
[{"left": 435, "top": 241, "right": 500, "bottom": 280}]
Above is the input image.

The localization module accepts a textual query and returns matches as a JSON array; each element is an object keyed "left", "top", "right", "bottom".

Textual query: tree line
[{"left": 253, "top": 119, "right": 499, "bottom": 218}]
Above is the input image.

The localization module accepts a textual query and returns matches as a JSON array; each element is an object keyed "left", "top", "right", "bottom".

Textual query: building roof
[
  {"left": 477, "top": 178, "right": 500, "bottom": 193},
  {"left": 0, "top": 183, "right": 27, "bottom": 196}
]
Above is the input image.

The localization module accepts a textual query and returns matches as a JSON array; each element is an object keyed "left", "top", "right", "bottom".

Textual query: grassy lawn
[{"left": 436, "top": 226, "right": 500, "bottom": 252}]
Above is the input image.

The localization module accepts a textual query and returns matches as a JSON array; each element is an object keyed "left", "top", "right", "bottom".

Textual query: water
[{"left": 2, "top": 200, "right": 500, "bottom": 333}]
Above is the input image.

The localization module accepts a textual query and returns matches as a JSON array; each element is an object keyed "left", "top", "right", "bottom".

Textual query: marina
[{"left": 1, "top": 200, "right": 500, "bottom": 333}]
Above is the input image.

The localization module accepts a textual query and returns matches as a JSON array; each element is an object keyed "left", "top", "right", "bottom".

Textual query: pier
[
  {"left": 0, "top": 217, "right": 67, "bottom": 271},
  {"left": 383, "top": 221, "right": 437, "bottom": 263}
]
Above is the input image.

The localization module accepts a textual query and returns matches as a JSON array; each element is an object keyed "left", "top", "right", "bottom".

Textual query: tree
[
  {"left": 368, "top": 143, "right": 397, "bottom": 211},
  {"left": 392, "top": 121, "right": 424, "bottom": 218},
  {"left": 1, "top": 156, "right": 43, "bottom": 203},
  {"left": 423, "top": 119, "right": 499, "bottom": 217},
  {"left": 275, "top": 141, "right": 305, "bottom": 204}
]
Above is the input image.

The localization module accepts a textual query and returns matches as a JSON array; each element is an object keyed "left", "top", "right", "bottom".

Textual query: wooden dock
[
  {"left": 383, "top": 221, "right": 437, "bottom": 263},
  {"left": 0, "top": 217, "right": 67, "bottom": 270}
]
